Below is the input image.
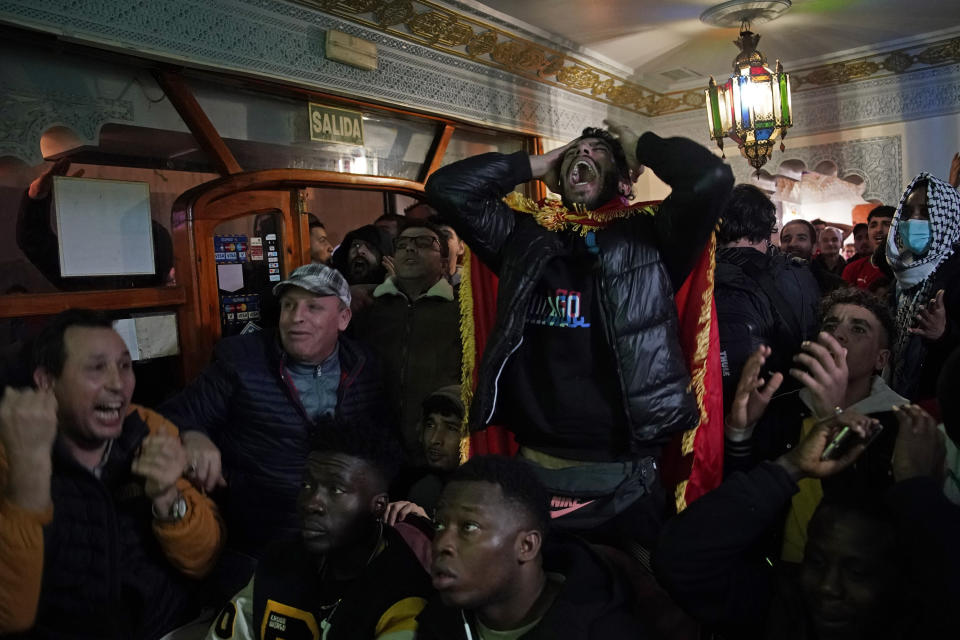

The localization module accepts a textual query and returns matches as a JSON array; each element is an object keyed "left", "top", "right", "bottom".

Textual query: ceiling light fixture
[{"left": 701, "top": 0, "right": 793, "bottom": 173}]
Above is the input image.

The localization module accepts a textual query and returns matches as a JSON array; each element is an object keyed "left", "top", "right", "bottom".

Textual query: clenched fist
[
  {"left": 0, "top": 387, "right": 58, "bottom": 511},
  {"left": 132, "top": 433, "right": 187, "bottom": 514}
]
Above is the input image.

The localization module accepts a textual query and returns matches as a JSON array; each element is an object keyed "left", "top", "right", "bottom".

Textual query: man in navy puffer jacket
[{"left": 160, "top": 263, "right": 389, "bottom": 600}]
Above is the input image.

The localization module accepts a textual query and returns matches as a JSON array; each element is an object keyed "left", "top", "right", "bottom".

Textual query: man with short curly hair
[{"left": 427, "top": 121, "right": 733, "bottom": 547}]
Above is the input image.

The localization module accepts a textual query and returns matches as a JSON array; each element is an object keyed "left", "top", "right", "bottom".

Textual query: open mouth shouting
[
  {"left": 93, "top": 400, "right": 125, "bottom": 425},
  {"left": 568, "top": 159, "right": 598, "bottom": 188}
]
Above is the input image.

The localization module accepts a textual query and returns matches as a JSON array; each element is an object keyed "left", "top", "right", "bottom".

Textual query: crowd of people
[{"left": 1, "top": 126, "right": 959, "bottom": 640}]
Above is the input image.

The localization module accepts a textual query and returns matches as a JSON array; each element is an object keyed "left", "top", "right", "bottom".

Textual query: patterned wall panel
[
  {"left": 0, "top": 0, "right": 647, "bottom": 151},
  {"left": 0, "top": 0, "right": 956, "bottom": 168},
  {"left": 730, "top": 136, "right": 903, "bottom": 206}
]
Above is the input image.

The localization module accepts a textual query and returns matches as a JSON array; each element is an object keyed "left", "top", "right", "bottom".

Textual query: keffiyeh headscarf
[{"left": 887, "top": 172, "right": 960, "bottom": 378}]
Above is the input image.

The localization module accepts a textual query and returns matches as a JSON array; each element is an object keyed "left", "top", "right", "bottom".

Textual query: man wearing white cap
[{"left": 160, "top": 263, "right": 388, "bottom": 601}]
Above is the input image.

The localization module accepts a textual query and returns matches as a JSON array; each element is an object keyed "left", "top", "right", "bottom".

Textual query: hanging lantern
[{"left": 705, "top": 27, "right": 792, "bottom": 173}]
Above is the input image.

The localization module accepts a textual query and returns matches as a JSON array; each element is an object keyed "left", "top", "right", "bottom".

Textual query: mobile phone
[{"left": 820, "top": 422, "right": 883, "bottom": 461}]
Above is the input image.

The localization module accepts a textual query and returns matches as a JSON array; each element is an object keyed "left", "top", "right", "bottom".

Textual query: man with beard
[
  {"left": 205, "top": 420, "right": 432, "bottom": 640},
  {"left": 426, "top": 122, "right": 733, "bottom": 547},
  {"left": 779, "top": 219, "right": 817, "bottom": 261},
  {"left": 331, "top": 224, "right": 394, "bottom": 286},
  {"left": 779, "top": 218, "right": 844, "bottom": 294}
]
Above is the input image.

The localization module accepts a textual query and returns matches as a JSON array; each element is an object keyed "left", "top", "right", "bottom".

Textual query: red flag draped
[
  {"left": 458, "top": 214, "right": 724, "bottom": 510},
  {"left": 460, "top": 249, "right": 518, "bottom": 458}
]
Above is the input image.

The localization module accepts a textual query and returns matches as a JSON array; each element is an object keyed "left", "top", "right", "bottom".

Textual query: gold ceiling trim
[
  {"left": 789, "top": 35, "right": 960, "bottom": 90},
  {"left": 294, "top": 1, "right": 960, "bottom": 117}
]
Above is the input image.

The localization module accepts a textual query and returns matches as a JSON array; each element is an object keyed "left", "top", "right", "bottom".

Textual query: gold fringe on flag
[
  {"left": 503, "top": 192, "right": 656, "bottom": 236},
  {"left": 457, "top": 247, "right": 476, "bottom": 463}
]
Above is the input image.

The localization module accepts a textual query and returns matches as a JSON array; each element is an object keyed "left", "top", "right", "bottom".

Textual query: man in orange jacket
[{"left": 0, "top": 309, "right": 223, "bottom": 639}]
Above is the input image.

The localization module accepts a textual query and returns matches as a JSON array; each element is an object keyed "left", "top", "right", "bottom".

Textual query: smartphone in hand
[{"left": 821, "top": 422, "right": 884, "bottom": 461}]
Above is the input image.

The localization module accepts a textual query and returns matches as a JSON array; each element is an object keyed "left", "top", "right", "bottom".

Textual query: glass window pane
[
  {"left": 440, "top": 127, "right": 526, "bottom": 167},
  {"left": 187, "top": 79, "right": 440, "bottom": 180}
]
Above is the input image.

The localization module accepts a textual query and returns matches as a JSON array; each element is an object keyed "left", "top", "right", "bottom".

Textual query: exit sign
[{"left": 308, "top": 103, "right": 365, "bottom": 146}]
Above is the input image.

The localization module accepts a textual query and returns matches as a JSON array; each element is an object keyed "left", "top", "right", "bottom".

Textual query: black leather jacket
[{"left": 426, "top": 133, "right": 733, "bottom": 452}]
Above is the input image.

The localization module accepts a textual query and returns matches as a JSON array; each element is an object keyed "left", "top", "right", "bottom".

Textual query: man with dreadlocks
[
  {"left": 426, "top": 122, "right": 733, "bottom": 547},
  {"left": 886, "top": 171, "right": 960, "bottom": 403}
]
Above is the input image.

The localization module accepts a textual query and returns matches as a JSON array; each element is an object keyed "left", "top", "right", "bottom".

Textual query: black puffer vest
[
  {"left": 475, "top": 213, "right": 698, "bottom": 451},
  {"left": 21, "top": 414, "right": 195, "bottom": 640}
]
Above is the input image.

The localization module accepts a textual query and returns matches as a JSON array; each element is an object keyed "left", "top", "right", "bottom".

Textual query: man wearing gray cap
[{"left": 160, "top": 263, "right": 388, "bottom": 601}]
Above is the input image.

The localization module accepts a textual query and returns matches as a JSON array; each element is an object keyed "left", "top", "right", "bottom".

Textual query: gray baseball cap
[{"left": 272, "top": 263, "right": 351, "bottom": 308}]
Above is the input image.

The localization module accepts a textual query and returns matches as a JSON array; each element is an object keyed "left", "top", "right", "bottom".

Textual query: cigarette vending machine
[{"left": 215, "top": 221, "right": 282, "bottom": 337}]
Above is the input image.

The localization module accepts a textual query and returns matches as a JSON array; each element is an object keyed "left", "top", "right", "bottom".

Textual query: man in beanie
[
  {"left": 160, "top": 263, "right": 389, "bottom": 601},
  {"left": 331, "top": 224, "right": 394, "bottom": 286}
]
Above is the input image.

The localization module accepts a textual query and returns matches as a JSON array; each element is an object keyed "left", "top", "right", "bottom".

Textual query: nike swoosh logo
[{"left": 550, "top": 499, "right": 596, "bottom": 518}]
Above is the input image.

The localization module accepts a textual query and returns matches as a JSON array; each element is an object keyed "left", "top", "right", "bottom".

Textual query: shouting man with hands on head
[
  {"left": 427, "top": 120, "right": 733, "bottom": 547},
  {"left": 0, "top": 309, "right": 223, "bottom": 640}
]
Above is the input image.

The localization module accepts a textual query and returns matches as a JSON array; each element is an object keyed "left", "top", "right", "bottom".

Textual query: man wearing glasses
[{"left": 352, "top": 221, "right": 462, "bottom": 458}]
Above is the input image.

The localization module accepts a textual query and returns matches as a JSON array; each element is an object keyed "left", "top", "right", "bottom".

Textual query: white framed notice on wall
[{"left": 52, "top": 176, "right": 155, "bottom": 277}]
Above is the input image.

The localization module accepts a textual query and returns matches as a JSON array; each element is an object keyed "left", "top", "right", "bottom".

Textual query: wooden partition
[
  {"left": 171, "top": 169, "right": 425, "bottom": 381},
  {"left": 0, "top": 60, "right": 537, "bottom": 390}
]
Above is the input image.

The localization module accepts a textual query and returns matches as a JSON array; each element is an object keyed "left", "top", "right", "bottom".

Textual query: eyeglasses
[{"left": 394, "top": 235, "right": 441, "bottom": 252}]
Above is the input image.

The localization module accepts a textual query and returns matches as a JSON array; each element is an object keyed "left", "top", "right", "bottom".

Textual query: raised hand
[
  {"left": 382, "top": 254, "right": 397, "bottom": 279},
  {"left": 529, "top": 140, "right": 576, "bottom": 192},
  {"left": 777, "top": 410, "right": 878, "bottom": 480},
  {"left": 909, "top": 289, "right": 947, "bottom": 341},
  {"left": 949, "top": 152, "right": 960, "bottom": 189},
  {"left": 383, "top": 500, "right": 428, "bottom": 526},
  {"left": 0, "top": 388, "right": 58, "bottom": 511},
  {"left": 603, "top": 119, "right": 644, "bottom": 180},
  {"left": 790, "top": 331, "right": 848, "bottom": 418},
  {"left": 891, "top": 404, "right": 946, "bottom": 482},
  {"left": 27, "top": 158, "right": 84, "bottom": 200},
  {"left": 726, "top": 345, "right": 783, "bottom": 440}
]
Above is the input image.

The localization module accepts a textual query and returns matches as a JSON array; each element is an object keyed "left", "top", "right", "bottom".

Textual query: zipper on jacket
[
  {"left": 278, "top": 353, "right": 313, "bottom": 425},
  {"left": 484, "top": 335, "right": 524, "bottom": 424},
  {"left": 594, "top": 267, "right": 633, "bottom": 432}
]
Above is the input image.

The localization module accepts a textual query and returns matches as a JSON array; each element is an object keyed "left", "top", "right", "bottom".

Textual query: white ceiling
[{"left": 475, "top": 0, "right": 960, "bottom": 91}]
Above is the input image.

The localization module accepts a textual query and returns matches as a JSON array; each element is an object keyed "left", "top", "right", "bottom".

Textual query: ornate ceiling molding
[
  {"left": 0, "top": 0, "right": 956, "bottom": 137},
  {"left": 293, "top": 1, "right": 960, "bottom": 118},
  {"left": 292, "top": 0, "right": 698, "bottom": 117},
  {"left": 789, "top": 34, "right": 960, "bottom": 90}
]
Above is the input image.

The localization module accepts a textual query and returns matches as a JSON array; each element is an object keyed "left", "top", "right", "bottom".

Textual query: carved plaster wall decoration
[
  {"left": 730, "top": 135, "right": 902, "bottom": 206},
  {"left": 0, "top": 0, "right": 956, "bottom": 155},
  {"left": 0, "top": 86, "right": 133, "bottom": 165},
  {"left": 0, "top": 0, "right": 647, "bottom": 150}
]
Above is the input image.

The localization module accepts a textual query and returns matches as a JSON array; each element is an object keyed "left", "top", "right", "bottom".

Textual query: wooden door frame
[{"left": 172, "top": 168, "right": 425, "bottom": 381}]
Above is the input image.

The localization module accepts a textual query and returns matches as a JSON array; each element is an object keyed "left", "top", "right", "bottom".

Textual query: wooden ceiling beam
[{"left": 154, "top": 70, "right": 242, "bottom": 176}]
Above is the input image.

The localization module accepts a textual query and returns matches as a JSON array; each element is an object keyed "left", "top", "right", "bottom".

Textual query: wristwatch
[{"left": 153, "top": 493, "right": 188, "bottom": 523}]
